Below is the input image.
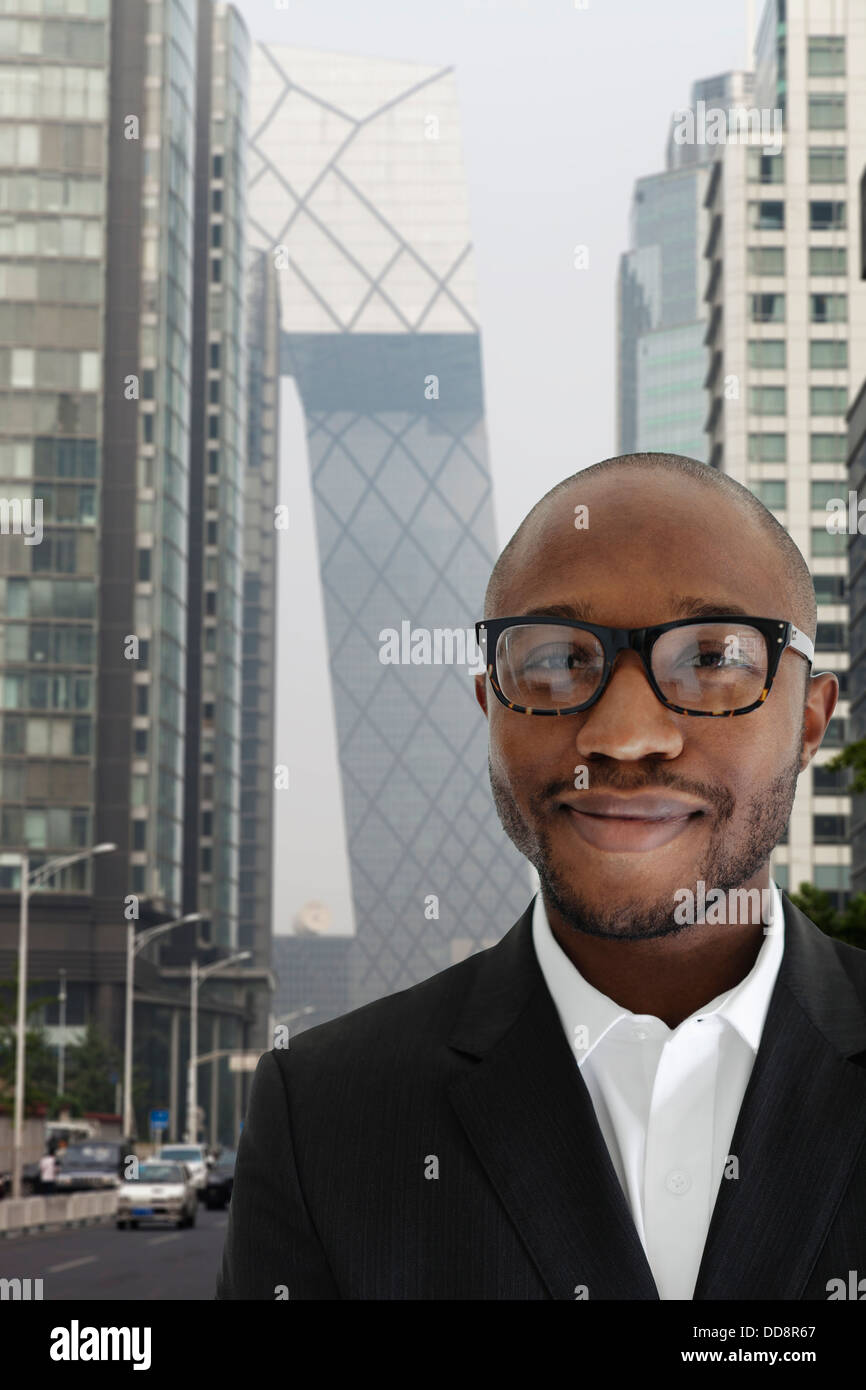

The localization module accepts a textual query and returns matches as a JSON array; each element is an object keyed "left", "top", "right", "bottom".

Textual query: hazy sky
[{"left": 232, "top": 0, "right": 755, "bottom": 933}]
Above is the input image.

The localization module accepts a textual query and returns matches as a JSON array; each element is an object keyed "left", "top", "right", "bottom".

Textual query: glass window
[
  {"left": 809, "top": 340, "right": 847, "bottom": 369},
  {"left": 811, "top": 527, "right": 847, "bottom": 557},
  {"left": 808, "top": 95, "right": 845, "bottom": 130},
  {"left": 748, "top": 385, "right": 786, "bottom": 414},
  {"left": 747, "top": 339, "right": 785, "bottom": 368},
  {"left": 748, "top": 201, "right": 784, "bottom": 230},
  {"left": 809, "top": 147, "right": 846, "bottom": 183},
  {"left": 749, "top": 293, "right": 785, "bottom": 323},
  {"left": 810, "top": 433, "right": 846, "bottom": 462},
  {"left": 810, "top": 294, "right": 846, "bottom": 323},
  {"left": 746, "top": 150, "right": 784, "bottom": 183},
  {"left": 748, "top": 433, "right": 786, "bottom": 462},
  {"left": 809, "top": 246, "right": 846, "bottom": 275},
  {"left": 809, "top": 201, "right": 845, "bottom": 230},
  {"left": 810, "top": 386, "right": 847, "bottom": 415},
  {"left": 751, "top": 479, "right": 786, "bottom": 509},
  {"left": 747, "top": 246, "right": 784, "bottom": 275},
  {"left": 808, "top": 36, "right": 845, "bottom": 77}
]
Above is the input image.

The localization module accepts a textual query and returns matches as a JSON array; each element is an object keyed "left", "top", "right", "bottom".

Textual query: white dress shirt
[{"left": 532, "top": 879, "right": 784, "bottom": 1300}]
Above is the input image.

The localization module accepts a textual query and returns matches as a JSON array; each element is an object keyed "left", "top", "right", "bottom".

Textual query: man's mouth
[{"left": 559, "top": 796, "right": 707, "bottom": 853}]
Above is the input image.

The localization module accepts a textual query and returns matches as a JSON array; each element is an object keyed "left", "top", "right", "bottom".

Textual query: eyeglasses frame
[{"left": 474, "top": 614, "right": 815, "bottom": 718}]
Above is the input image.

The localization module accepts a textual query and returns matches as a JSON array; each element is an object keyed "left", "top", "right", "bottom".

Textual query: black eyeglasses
[{"left": 474, "top": 615, "right": 814, "bottom": 718}]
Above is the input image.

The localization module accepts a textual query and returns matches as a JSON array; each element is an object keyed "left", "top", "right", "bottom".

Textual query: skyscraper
[
  {"left": 703, "top": 0, "right": 865, "bottom": 909},
  {"left": 247, "top": 45, "right": 533, "bottom": 1012}
]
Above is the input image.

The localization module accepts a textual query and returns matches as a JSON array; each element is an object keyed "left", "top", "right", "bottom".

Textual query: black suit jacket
[{"left": 216, "top": 892, "right": 866, "bottom": 1299}]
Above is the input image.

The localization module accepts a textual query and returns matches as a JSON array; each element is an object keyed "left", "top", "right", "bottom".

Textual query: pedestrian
[{"left": 38, "top": 1148, "right": 56, "bottom": 1196}]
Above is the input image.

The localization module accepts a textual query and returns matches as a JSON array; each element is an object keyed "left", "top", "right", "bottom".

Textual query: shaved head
[{"left": 484, "top": 453, "right": 817, "bottom": 653}]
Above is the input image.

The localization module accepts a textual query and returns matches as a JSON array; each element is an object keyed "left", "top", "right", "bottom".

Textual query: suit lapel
[
  {"left": 447, "top": 903, "right": 659, "bottom": 1300},
  {"left": 693, "top": 894, "right": 866, "bottom": 1299}
]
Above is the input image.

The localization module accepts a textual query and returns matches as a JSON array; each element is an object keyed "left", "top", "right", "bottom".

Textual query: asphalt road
[{"left": 0, "top": 1204, "right": 229, "bottom": 1300}]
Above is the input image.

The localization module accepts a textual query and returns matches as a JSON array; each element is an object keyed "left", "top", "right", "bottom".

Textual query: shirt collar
[{"left": 532, "top": 879, "right": 785, "bottom": 1065}]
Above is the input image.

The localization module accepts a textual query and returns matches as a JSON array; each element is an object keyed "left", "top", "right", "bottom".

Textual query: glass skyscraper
[{"left": 247, "top": 45, "right": 533, "bottom": 1013}]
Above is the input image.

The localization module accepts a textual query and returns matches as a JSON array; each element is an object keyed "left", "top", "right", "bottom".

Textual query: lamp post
[
  {"left": 123, "top": 911, "right": 201, "bottom": 1139},
  {"left": 8, "top": 842, "right": 116, "bottom": 1199},
  {"left": 186, "top": 951, "right": 250, "bottom": 1143},
  {"left": 57, "top": 968, "right": 66, "bottom": 1097}
]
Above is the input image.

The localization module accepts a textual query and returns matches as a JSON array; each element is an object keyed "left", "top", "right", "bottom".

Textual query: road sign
[
  {"left": 228, "top": 1051, "right": 262, "bottom": 1072},
  {"left": 149, "top": 1108, "right": 169, "bottom": 1129}
]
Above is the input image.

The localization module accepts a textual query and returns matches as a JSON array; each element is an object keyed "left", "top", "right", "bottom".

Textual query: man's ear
[
  {"left": 801, "top": 671, "right": 839, "bottom": 770},
  {"left": 474, "top": 671, "right": 488, "bottom": 717}
]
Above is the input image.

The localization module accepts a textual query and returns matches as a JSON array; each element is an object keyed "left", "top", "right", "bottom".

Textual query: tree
[
  {"left": 825, "top": 739, "right": 866, "bottom": 794},
  {"left": 787, "top": 883, "right": 866, "bottom": 951},
  {"left": 63, "top": 1023, "right": 122, "bottom": 1115},
  {"left": 0, "top": 977, "right": 60, "bottom": 1112}
]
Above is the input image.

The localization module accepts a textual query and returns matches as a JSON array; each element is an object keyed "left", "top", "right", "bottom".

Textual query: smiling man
[{"left": 217, "top": 453, "right": 866, "bottom": 1301}]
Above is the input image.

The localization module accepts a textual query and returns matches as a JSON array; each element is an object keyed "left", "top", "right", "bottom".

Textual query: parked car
[
  {"left": 156, "top": 1144, "right": 209, "bottom": 1198},
  {"left": 116, "top": 1161, "right": 197, "bottom": 1230},
  {"left": 204, "top": 1149, "right": 236, "bottom": 1209},
  {"left": 55, "top": 1140, "right": 132, "bottom": 1192}
]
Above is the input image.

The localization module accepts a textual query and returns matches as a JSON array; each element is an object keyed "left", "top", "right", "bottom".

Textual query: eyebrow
[{"left": 514, "top": 597, "right": 756, "bottom": 622}]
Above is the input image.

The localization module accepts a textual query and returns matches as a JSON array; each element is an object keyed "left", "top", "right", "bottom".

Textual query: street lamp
[
  {"left": 123, "top": 911, "right": 202, "bottom": 1139},
  {"left": 8, "top": 841, "right": 116, "bottom": 1199},
  {"left": 186, "top": 951, "right": 251, "bottom": 1143}
]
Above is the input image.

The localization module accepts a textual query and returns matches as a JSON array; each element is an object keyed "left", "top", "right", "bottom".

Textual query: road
[{"left": 0, "top": 1205, "right": 229, "bottom": 1299}]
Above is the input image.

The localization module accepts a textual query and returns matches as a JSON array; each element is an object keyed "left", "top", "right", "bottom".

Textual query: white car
[
  {"left": 156, "top": 1144, "right": 209, "bottom": 1197},
  {"left": 117, "top": 1160, "right": 197, "bottom": 1230}
]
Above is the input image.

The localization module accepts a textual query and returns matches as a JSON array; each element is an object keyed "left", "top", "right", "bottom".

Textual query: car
[
  {"left": 204, "top": 1149, "right": 236, "bottom": 1209},
  {"left": 55, "top": 1140, "right": 132, "bottom": 1192},
  {"left": 155, "top": 1144, "right": 209, "bottom": 1198},
  {"left": 116, "top": 1161, "right": 197, "bottom": 1230}
]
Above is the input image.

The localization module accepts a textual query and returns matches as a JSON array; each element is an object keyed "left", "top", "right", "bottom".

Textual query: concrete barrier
[{"left": 0, "top": 1190, "right": 117, "bottom": 1236}]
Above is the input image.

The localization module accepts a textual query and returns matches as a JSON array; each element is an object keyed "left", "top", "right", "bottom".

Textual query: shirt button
[{"left": 665, "top": 1170, "right": 691, "bottom": 1195}]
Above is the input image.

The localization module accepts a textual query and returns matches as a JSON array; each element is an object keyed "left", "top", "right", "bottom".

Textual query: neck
[{"left": 543, "top": 870, "right": 773, "bottom": 1029}]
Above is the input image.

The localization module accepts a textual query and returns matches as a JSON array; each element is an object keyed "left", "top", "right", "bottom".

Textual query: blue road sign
[{"left": 150, "top": 1108, "right": 169, "bottom": 1129}]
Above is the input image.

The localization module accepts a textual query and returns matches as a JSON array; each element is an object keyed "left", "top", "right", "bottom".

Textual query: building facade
[
  {"left": 247, "top": 45, "right": 534, "bottom": 1015},
  {"left": 703, "top": 0, "right": 866, "bottom": 908}
]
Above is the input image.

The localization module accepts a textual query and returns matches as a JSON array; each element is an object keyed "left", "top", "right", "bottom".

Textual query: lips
[{"left": 559, "top": 794, "right": 707, "bottom": 853}]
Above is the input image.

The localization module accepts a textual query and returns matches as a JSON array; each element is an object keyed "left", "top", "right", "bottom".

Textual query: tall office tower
[
  {"left": 247, "top": 47, "right": 533, "bottom": 1012},
  {"left": 182, "top": 0, "right": 248, "bottom": 953},
  {"left": 617, "top": 72, "right": 753, "bottom": 462},
  {"left": 238, "top": 249, "right": 280, "bottom": 1003},
  {"left": 704, "top": 0, "right": 866, "bottom": 910},
  {"left": 0, "top": 0, "right": 264, "bottom": 1143}
]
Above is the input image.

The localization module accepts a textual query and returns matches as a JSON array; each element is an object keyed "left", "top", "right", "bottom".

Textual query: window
[
  {"left": 212, "top": 188, "right": 222, "bottom": 212},
  {"left": 810, "top": 387, "right": 847, "bottom": 415},
  {"left": 808, "top": 37, "right": 845, "bottom": 77},
  {"left": 811, "top": 481, "right": 845, "bottom": 510},
  {"left": 211, "top": 223, "right": 222, "bottom": 248},
  {"left": 207, "top": 450, "right": 218, "bottom": 475},
  {"left": 809, "top": 147, "right": 846, "bottom": 183},
  {"left": 813, "top": 573, "right": 845, "bottom": 603},
  {"left": 212, "top": 153, "right": 223, "bottom": 179},
  {"left": 811, "top": 528, "right": 847, "bottom": 558},
  {"left": 810, "top": 340, "right": 847, "bottom": 369},
  {"left": 815, "top": 622, "right": 846, "bottom": 651},
  {"left": 810, "top": 201, "right": 845, "bottom": 230},
  {"left": 208, "top": 379, "right": 219, "bottom": 404},
  {"left": 812, "top": 763, "right": 849, "bottom": 791},
  {"left": 748, "top": 434, "right": 786, "bottom": 463},
  {"left": 211, "top": 257, "right": 221, "bottom": 283},
  {"left": 810, "top": 294, "right": 846, "bottom": 323},
  {"left": 751, "top": 479, "right": 786, "bottom": 509},
  {"left": 810, "top": 434, "right": 846, "bottom": 462},
  {"left": 808, "top": 95, "right": 845, "bottom": 130},
  {"left": 137, "top": 548, "right": 151, "bottom": 582},
  {"left": 747, "top": 246, "right": 785, "bottom": 275},
  {"left": 813, "top": 814, "right": 847, "bottom": 841},
  {"left": 747, "top": 150, "right": 784, "bottom": 184},
  {"left": 750, "top": 293, "right": 785, "bottom": 323},
  {"left": 747, "top": 340, "right": 786, "bottom": 368},
  {"left": 748, "top": 201, "right": 784, "bottom": 230},
  {"left": 810, "top": 246, "right": 846, "bottom": 275},
  {"left": 135, "top": 684, "right": 149, "bottom": 715},
  {"left": 748, "top": 386, "right": 786, "bottom": 415},
  {"left": 209, "top": 343, "right": 220, "bottom": 370},
  {"left": 132, "top": 820, "right": 146, "bottom": 850},
  {"left": 133, "top": 728, "right": 148, "bottom": 755}
]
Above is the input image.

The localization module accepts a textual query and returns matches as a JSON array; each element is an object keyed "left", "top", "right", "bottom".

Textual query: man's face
[{"left": 475, "top": 475, "right": 837, "bottom": 940}]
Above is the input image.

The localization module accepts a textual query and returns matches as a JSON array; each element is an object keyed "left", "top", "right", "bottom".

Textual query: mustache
[{"left": 540, "top": 765, "right": 736, "bottom": 819}]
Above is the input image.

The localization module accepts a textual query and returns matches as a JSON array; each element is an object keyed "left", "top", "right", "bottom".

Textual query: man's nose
[{"left": 573, "top": 651, "right": 685, "bottom": 762}]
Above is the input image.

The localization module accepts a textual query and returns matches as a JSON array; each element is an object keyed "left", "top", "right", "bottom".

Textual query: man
[
  {"left": 38, "top": 1146, "right": 57, "bottom": 1196},
  {"left": 217, "top": 453, "right": 866, "bottom": 1300}
]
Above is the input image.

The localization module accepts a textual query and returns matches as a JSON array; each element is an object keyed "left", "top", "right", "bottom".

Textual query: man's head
[{"left": 474, "top": 453, "right": 838, "bottom": 941}]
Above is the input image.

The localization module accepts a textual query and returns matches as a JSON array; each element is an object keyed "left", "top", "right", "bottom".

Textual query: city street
[{"left": 0, "top": 1208, "right": 228, "bottom": 1300}]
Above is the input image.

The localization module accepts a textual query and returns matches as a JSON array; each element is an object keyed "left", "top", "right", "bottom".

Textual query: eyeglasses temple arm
[{"left": 789, "top": 626, "right": 814, "bottom": 665}]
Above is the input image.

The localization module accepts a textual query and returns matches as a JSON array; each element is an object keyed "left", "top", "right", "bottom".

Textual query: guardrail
[{"left": 0, "top": 1191, "right": 118, "bottom": 1236}]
